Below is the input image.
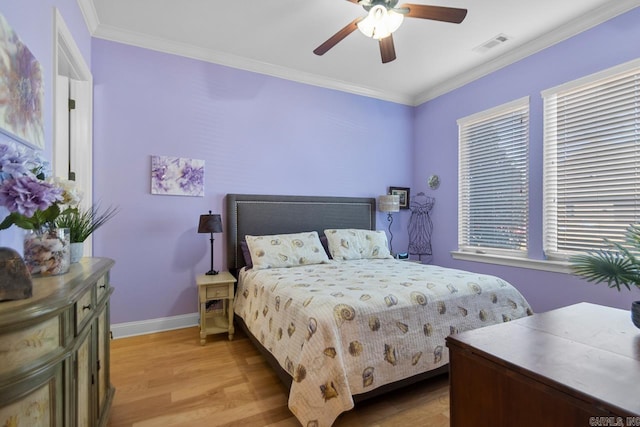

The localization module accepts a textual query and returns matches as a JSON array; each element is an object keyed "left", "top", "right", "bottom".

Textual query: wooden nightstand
[{"left": 196, "top": 271, "right": 236, "bottom": 344}]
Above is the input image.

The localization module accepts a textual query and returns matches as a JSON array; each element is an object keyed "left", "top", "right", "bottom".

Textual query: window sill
[{"left": 450, "top": 251, "right": 572, "bottom": 274}]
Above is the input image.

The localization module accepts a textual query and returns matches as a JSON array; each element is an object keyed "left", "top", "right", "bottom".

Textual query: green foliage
[
  {"left": 0, "top": 204, "right": 73, "bottom": 231},
  {"left": 570, "top": 224, "right": 640, "bottom": 292},
  {"left": 56, "top": 204, "right": 119, "bottom": 243}
]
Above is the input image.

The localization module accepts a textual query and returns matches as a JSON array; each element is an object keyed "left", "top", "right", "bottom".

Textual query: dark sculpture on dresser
[{"left": 0, "top": 247, "right": 32, "bottom": 301}]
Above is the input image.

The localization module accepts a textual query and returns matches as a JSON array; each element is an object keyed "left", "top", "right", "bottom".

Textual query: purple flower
[
  {"left": 179, "top": 164, "right": 204, "bottom": 194},
  {"left": 0, "top": 143, "right": 34, "bottom": 181},
  {"left": 0, "top": 176, "right": 63, "bottom": 218}
]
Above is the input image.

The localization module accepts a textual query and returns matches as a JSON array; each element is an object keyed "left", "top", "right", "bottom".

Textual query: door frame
[{"left": 53, "top": 8, "right": 94, "bottom": 255}]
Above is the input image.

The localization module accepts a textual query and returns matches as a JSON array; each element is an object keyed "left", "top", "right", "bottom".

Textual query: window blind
[
  {"left": 458, "top": 97, "right": 529, "bottom": 255},
  {"left": 542, "top": 59, "right": 640, "bottom": 259}
]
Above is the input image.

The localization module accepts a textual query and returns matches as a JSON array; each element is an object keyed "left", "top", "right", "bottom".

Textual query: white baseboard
[{"left": 111, "top": 312, "right": 199, "bottom": 339}]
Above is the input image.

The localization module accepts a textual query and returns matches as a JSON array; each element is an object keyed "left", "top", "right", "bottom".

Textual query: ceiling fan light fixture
[
  {"left": 357, "top": 5, "right": 404, "bottom": 40},
  {"left": 314, "top": 1, "right": 467, "bottom": 63}
]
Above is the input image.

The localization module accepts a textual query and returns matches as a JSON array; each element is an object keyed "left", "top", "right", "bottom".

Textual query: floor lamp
[
  {"left": 198, "top": 211, "right": 223, "bottom": 275},
  {"left": 378, "top": 194, "right": 400, "bottom": 255}
]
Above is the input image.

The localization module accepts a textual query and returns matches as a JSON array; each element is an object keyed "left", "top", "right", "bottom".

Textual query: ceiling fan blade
[
  {"left": 399, "top": 4, "right": 467, "bottom": 23},
  {"left": 314, "top": 17, "right": 362, "bottom": 56},
  {"left": 345, "top": 0, "right": 360, "bottom": 3},
  {"left": 379, "top": 35, "right": 396, "bottom": 63}
]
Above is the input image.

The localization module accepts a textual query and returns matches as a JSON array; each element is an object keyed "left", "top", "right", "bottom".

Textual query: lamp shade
[
  {"left": 198, "top": 211, "right": 222, "bottom": 234},
  {"left": 357, "top": 5, "right": 404, "bottom": 40},
  {"left": 378, "top": 195, "right": 400, "bottom": 213}
]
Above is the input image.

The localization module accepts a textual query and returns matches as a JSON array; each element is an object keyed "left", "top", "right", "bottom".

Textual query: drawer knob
[
  {"left": 82, "top": 304, "right": 92, "bottom": 311},
  {"left": 99, "top": 284, "right": 106, "bottom": 289}
]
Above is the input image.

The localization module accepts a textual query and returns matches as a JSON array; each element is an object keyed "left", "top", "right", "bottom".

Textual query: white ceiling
[{"left": 79, "top": 0, "right": 639, "bottom": 106}]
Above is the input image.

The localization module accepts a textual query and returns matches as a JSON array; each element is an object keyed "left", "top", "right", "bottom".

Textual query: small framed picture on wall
[{"left": 389, "top": 187, "right": 410, "bottom": 209}]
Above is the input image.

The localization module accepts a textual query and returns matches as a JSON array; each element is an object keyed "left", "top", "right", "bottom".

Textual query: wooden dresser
[
  {"left": 447, "top": 302, "right": 640, "bottom": 427},
  {"left": 0, "top": 257, "right": 115, "bottom": 427}
]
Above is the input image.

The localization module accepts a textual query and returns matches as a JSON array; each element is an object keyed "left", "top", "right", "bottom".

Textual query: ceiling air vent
[{"left": 473, "top": 33, "right": 510, "bottom": 53}]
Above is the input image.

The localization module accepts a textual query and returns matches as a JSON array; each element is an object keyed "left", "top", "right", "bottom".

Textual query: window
[
  {"left": 457, "top": 97, "right": 529, "bottom": 257},
  {"left": 543, "top": 59, "right": 640, "bottom": 260}
]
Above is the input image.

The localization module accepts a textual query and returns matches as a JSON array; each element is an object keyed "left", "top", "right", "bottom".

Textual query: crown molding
[
  {"left": 92, "top": 24, "right": 414, "bottom": 105},
  {"left": 412, "top": 0, "right": 640, "bottom": 105},
  {"left": 76, "top": 0, "right": 100, "bottom": 34},
  {"left": 82, "top": 0, "right": 638, "bottom": 107}
]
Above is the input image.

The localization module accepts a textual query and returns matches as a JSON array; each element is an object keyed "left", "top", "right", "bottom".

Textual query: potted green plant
[
  {"left": 570, "top": 224, "right": 640, "bottom": 328},
  {"left": 55, "top": 204, "right": 119, "bottom": 263}
]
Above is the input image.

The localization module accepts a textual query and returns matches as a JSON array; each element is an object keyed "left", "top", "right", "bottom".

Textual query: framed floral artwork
[
  {"left": 389, "top": 186, "right": 410, "bottom": 209},
  {"left": 0, "top": 13, "right": 44, "bottom": 149},
  {"left": 151, "top": 155, "right": 204, "bottom": 197}
]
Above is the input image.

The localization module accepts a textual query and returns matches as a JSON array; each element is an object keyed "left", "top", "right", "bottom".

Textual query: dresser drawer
[
  {"left": 0, "top": 315, "right": 61, "bottom": 376},
  {"left": 96, "top": 274, "right": 109, "bottom": 301},
  {"left": 75, "top": 288, "right": 93, "bottom": 330},
  {"left": 206, "top": 285, "right": 229, "bottom": 299}
]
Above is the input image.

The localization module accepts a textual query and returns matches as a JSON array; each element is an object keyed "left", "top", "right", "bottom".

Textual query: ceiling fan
[{"left": 314, "top": 0, "right": 468, "bottom": 63}]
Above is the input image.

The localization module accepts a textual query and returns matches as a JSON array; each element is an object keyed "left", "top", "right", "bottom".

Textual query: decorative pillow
[
  {"left": 320, "top": 235, "right": 332, "bottom": 259},
  {"left": 245, "top": 231, "right": 329, "bottom": 270},
  {"left": 324, "top": 228, "right": 393, "bottom": 260},
  {"left": 240, "top": 240, "right": 253, "bottom": 269}
]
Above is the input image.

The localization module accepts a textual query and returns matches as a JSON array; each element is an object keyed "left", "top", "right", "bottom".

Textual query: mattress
[{"left": 234, "top": 259, "right": 532, "bottom": 426}]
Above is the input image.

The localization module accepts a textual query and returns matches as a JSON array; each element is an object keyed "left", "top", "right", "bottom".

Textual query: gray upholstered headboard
[{"left": 225, "top": 194, "right": 376, "bottom": 272}]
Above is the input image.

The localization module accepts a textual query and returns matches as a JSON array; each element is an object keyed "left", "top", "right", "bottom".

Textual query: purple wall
[
  {"left": 413, "top": 7, "right": 640, "bottom": 313},
  {"left": 91, "top": 40, "right": 414, "bottom": 323}
]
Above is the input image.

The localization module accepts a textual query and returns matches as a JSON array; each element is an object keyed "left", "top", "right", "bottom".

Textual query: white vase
[
  {"left": 23, "top": 227, "right": 71, "bottom": 276},
  {"left": 70, "top": 242, "right": 84, "bottom": 263}
]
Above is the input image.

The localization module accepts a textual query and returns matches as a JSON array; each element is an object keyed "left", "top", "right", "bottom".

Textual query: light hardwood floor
[{"left": 107, "top": 327, "right": 450, "bottom": 427}]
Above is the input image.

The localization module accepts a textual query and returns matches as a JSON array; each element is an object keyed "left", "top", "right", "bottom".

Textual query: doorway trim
[{"left": 53, "top": 8, "right": 94, "bottom": 255}]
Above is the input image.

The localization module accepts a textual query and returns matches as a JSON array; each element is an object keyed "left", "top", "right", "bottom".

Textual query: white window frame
[
  {"left": 542, "top": 58, "right": 640, "bottom": 262},
  {"left": 456, "top": 96, "right": 530, "bottom": 259}
]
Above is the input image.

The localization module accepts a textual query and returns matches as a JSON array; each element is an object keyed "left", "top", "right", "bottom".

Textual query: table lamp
[
  {"left": 198, "top": 211, "right": 223, "bottom": 275},
  {"left": 378, "top": 194, "right": 400, "bottom": 254}
]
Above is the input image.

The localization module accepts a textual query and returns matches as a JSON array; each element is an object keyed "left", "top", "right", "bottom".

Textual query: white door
[
  {"left": 54, "top": 79, "right": 93, "bottom": 255},
  {"left": 69, "top": 77, "right": 93, "bottom": 215}
]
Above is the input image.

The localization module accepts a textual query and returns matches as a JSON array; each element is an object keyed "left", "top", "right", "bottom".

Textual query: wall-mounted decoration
[
  {"left": 408, "top": 192, "right": 435, "bottom": 262},
  {"left": 389, "top": 186, "right": 410, "bottom": 209},
  {"left": 0, "top": 13, "right": 44, "bottom": 149},
  {"left": 428, "top": 174, "right": 440, "bottom": 190},
  {"left": 151, "top": 155, "right": 204, "bottom": 196}
]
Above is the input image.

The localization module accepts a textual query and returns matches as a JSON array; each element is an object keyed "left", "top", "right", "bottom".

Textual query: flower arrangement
[
  {"left": 0, "top": 143, "right": 80, "bottom": 231},
  {"left": 0, "top": 142, "right": 80, "bottom": 275}
]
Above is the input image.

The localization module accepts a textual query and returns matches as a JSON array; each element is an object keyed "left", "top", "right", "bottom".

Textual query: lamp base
[{"left": 205, "top": 270, "right": 219, "bottom": 276}]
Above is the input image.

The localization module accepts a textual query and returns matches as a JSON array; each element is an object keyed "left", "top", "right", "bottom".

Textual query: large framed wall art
[{"left": 0, "top": 13, "right": 44, "bottom": 149}]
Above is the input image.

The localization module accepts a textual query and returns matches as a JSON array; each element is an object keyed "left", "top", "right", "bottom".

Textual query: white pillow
[
  {"left": 245, "top": 231, "right": 329, "bottom": 270},
  {"left": 324, "top": 229, "right": 393, "bottom": 260}
]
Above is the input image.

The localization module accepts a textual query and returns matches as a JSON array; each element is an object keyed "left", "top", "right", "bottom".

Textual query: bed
[{"left": 226, "top": 194, "right": 533, "bottom": 426}]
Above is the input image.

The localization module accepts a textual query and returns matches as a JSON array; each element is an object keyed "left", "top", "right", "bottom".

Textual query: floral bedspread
[{"left": 235, "top": 259, "right": 532, "bottom": 426}]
